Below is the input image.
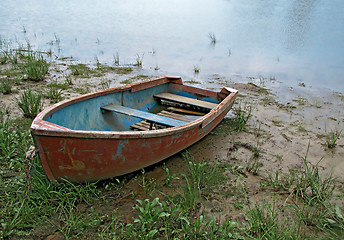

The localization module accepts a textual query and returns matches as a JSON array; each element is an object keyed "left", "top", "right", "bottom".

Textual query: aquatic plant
[
  {"left": 208, "top": 33, "right": 216, "bottom": 44},
  {"left": 113, "top": 52, "right": 120, "bottom": 65},
  {"left": 134, "top": 53, "right": 144, "bottom": 67}
]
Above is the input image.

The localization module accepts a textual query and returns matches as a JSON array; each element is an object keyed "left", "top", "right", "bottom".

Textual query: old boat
[{"left": 30, "top": 76, "right": 238, "bottom": 183}]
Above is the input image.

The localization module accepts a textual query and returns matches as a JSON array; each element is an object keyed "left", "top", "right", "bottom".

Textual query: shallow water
[{"left": 1, "top": 0, "right": 343, "bottom": 92}]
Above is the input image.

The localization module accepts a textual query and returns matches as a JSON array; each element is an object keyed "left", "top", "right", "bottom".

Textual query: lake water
[{"left": 1, "top": 0, "right": 344, "bottom": 93}]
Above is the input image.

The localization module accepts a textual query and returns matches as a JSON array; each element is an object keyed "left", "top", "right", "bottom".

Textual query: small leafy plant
[{"left": 163, "top": 164, "right": 179, "bottom": 186}]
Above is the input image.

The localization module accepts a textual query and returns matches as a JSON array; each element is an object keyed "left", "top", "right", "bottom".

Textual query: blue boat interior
[{"left": 44, "top": 83, "right": 220, "bottom": 131}]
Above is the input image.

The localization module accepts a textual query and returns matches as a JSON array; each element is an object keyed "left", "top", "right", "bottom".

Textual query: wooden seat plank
[
  {"left": 154, "top": 92, "right": 218, "bottom": 110},
  {"left": 101, "top": 104, "right": 187, "bottom": 127},
  {"left": 158, "top": 111, "right": 192, "bottom": 122},
  {"left": 167, "top": 107, "right": 205, "bottom": 116}
]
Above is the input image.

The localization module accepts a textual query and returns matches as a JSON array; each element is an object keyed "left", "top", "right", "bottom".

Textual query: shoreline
[{"left": 1, "top": 57, "right": 343, "bottom": 238}]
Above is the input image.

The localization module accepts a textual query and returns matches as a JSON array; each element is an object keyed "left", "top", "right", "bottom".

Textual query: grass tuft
[
  {"left": 294, "top": 143, "right": 335, "bottom": 205},
  {"left": 233, "top": 103, "right": 252, "bottom": 132},
  {"left": 17, "top": 90, "right": 43, "bottom": 118},
  {"left": 246, "top": 201, "right": 299, "bottom": 239},
  {"left": 0, "top": 79, "right": 14, "bottom": 94},
  {"left": 325, "top": 129, "right": 342, "bottom": 149},
  {"left": 20, "top": 51, "right": 49, "bottom": 81}
]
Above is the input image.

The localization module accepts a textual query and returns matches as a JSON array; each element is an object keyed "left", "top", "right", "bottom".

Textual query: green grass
[
  {"left": 113, "top": 66, "right": 133, "bottom": 74},
  {"left": 0, "top": 79, "right": 14, "bottom": 94},
  {"left": 325, "top": 129, "right": 342, "bottom": 149},
  {"left": 20, "top": 51, "right": 49, "bottom": 81},
  {"left": 0, "top": 107, "right": 343, "bottom": 239},
  {"left": 134, "top": 53, "right": 144, "bottom": 67},
  {"left": 246, "top": 201, "right": 300, "bottom": 239},
  {"left": 16, "top": 90, "right": 43, "bottom": 118},
  {"left": 163, "top": 164, "right": 179, "bottom": 186},
  {"left": 99, "top": 78, "right": 111, "bottom": 89},
  {"left": 294, "top": 144, "right": 335, "bottom": 205},
  {"left": 120, "top": 79, "right": 134, "bottom": 85},
  {"left": 185, "top": 79, "right": 200, "bottom": 84},
  {"left": 68, "top": 63, "right": 96, "bottom": 77},
  {"left": 45, "top": 81, "right": 68, "bottom": 103},
  {"left": 233, "top": 103, "right": 252, "bottom": 132}
]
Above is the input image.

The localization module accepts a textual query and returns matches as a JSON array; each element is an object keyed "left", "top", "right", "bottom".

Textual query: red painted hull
[{"left": 31, "top": 76, "right": 237, "bottom": 183}]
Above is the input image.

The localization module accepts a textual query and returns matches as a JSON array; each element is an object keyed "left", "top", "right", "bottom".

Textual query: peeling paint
[
  {"left": 63, "top": 147, "right": 86, "bottom": 170},
  {"left": 30, "top": 76, "right": 238, "bottom": 183}
]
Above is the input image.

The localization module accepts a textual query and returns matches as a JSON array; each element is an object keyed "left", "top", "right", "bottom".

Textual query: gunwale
[{"left": 30, "top": 76, "right": 238, "bottom": 139}]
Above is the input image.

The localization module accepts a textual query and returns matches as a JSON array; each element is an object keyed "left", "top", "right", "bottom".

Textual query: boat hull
[{"left": 31, "top": 76, "right": 237, "bottom": 183}]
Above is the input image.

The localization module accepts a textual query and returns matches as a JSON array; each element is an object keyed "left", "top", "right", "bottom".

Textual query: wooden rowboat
[{"left": 30, "top": 76, "right": 238, "bottom": 183}]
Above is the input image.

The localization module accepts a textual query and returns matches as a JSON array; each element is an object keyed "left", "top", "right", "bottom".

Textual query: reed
[
  {"left": 134, "top": 53, "right": 144, "bottom": 67},
  {"left": 114, "top": 52, "right": 120, "bottom": 65},
  {"left": 208, "top": 33, "right": 216, "bottom": 44}
]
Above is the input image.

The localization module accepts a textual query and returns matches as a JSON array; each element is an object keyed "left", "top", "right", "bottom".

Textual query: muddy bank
[{"left": 1, "top": 60, "right": 344, "bottom": 238}]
